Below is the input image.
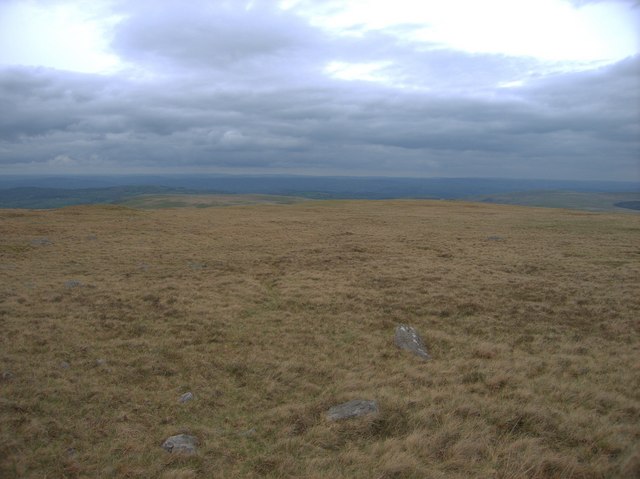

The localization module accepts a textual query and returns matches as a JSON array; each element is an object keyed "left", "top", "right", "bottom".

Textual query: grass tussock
[{"left": 0, "top": 200, "right": 638, "bottom": 478}]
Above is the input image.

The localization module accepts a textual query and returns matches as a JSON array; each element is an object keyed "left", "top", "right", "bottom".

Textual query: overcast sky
[{"left": 0, "top": 0, "right": 638, "bottom": 180}]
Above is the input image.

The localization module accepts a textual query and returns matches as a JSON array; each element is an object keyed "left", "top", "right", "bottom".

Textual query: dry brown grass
[{"left": 0, "top": 200, "right": 638, "bottom": 478}]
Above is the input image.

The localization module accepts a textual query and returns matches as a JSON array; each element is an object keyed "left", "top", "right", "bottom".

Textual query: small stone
[
  {"left": 65, "top": 280, "right": 81, "bottom": 289},
  {"left": 238, "top": 428, "right": 256, "bottom": 437},
  {"left": 60, "top": 361, "right": 70, "bottom": 369},
  {"left": 326, "top": 399, "right": 379, "bottom": 421},
  {"left": 188, "top": 261, "right": 206, "bottom": 270},
  {"left": 178, "top": 392, "right": 194, "bottom": 404},
  {"left": 487, "top": 235, "right": 505, "bottom": 241},
  {"left": 1, "top": 370, "right": 14, "bottom": 381},
  {"left": 95, "top": 358, "right": 107, "bottom": 367},
  {"left": 31, "top": 238, "right": 53, "bottom": 246},
  {"left": 162, "top": 434, "right": 198, "bottom": 455},
  {"left": 394, "top": 324, "right": 431, "bottom": 360},
  {"left": 86, "top": 234, "right": 97, "bottom": 241}
]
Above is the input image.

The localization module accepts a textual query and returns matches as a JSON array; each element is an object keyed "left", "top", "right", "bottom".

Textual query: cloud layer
[{"left": 0, "top": 0, "right": 638, "bottom": 180}]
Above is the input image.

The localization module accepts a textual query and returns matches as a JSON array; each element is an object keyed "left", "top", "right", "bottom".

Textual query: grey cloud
[
  {"left": 112, "top": 0, "right": 325, "bottom": 81},
  {"left": 1, "top": 55, "right": 638, "bottom": 179},
  {"left": 112, "top": 1, "right": 543, "bottom": 94},
  {"left": 0, "top": 1, "right": 637, "bottom": 180}
]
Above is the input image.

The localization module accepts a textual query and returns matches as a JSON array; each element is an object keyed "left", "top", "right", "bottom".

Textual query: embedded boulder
[
  {"left": 31, "top": 238, "right": 53, "bottom": 246},
  {"left": 178, "top": 392, "right": 194, "bottom": 404},
  {"left": 161, "top": 434, "right": 198, "bottom": 455},
  {"left": 326, "top": 400, "right": 379, "bottom": 421},
  {"left": 394, "top": 324, "right": 431, "bottom": 360}
]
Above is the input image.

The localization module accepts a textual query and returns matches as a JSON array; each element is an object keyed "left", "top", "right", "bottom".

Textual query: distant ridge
[
  {"left": 0, "top": 186, "right": 197, "bottom": 209},
  {"left": 0, "top": 175, "right": 637, "bottom": 210},
  {"left": 614, "top": 201, "right": 640, "bottom": 211}
]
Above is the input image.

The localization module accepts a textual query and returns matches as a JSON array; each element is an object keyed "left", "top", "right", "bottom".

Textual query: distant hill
[
  {"left": 614, "top": 200, "right": 640, "bottom": 211},
  {"left": 473, "top": 190, "right": 640, "bottom": 212},
  {"left": 0, "top": 175, "right": 637, "bottom": 210},
  {"left": 0, "top": 186, "right": 197, "bottom": 209}
]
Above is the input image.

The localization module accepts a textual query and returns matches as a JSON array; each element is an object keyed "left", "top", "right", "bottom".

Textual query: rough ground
[{"left": 0, "top": 200, "right": 639, "bottom": 478}]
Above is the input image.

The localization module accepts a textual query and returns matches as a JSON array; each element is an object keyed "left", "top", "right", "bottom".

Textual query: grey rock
[
  {"left": 162, "top": 434, "right": 198, "bottom": 454},
  {"left": 238, "top": 427, "right": 256, "bottom": 437},
  {"left": 326, "top": 399, "right": 379, "bottom": 421},
  {"left": 65, "top": 280, "right": 81, "bottom": 289},
  {"left": 1, "top": 370, "right": 14, "bottom": 381},
  {"left": 487, "top": 235, "right": 505, "bottom": 241},
  {"left": 60, "top": 361, "right": 70, "bottom": 369},
  {"left": 178, "top": 392, "right": 194, "bottom": 404},
  {"left": 31, "top": 238, "right": 53, "bottom": 246},
  {"left": 394, "top": 324, "right": 431, "bottom": 360},
  {"left": 95, "top": 358, "right": 107, "bottom": 367},
  {"left": 86, "top": 234, "right": 98, "bottom": 241},
  {"left": 188, "top": 261, "right": 206, "bottom": 270}
]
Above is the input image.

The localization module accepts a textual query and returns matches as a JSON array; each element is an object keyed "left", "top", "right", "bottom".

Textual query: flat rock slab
[
  {"left": 31, "top": 238, "right": 53, "bottom": 246},
  {"left": 162, "top": 434, "right": 198, "bottom": 455},
  {"left": 395, "top": 324, "right": 431, "bottom": 360},
  {"left": 326, "top": 400, "right": 379, "bottom": 421},
  {"left": 178, "top": 392, "right": 194, "bottom": 404}
]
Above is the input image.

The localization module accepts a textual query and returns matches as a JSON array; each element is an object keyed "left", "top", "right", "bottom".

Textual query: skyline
[{"left": 0, "top": 0, "right": 639, "bottom": 180}]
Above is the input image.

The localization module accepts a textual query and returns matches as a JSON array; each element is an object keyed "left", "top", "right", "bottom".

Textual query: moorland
[{"left": 0, "top": 199, "right": 639, "bottom": 478}]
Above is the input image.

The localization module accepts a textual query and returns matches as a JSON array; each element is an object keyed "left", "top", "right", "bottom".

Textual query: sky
[{"left": 0, "top": 0, "right": 638, "bottom": 180}]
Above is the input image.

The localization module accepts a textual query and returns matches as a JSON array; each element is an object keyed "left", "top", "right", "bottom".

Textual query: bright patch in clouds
[
  {"left": 0, "top": 0, "right": 120, "bottom": 73},
  {"left": 325, "top": 60, "right": 393, "bottom": 83},
  {"left": 294, "top": 0, "right": 638, "bottom": 63}
]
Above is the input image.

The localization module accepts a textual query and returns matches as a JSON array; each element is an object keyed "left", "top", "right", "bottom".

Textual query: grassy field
[
  {"left": 0, "top": 200, "right": 639, "bottom": 478},
  {"left": 119, "top": 194, "right": 308, "bottom": 209}
]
